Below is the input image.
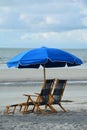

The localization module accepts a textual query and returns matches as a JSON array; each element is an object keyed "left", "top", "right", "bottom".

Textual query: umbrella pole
[{"left": 43, "top": 66, "right": 46, "bottom": 81}]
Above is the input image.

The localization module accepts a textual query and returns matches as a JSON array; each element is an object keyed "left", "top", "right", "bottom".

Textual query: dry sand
[
  {"left": 0, "top": 109, "right": 87, "bottom": 130},
  {"left": 0, "top": 67, "right": 87, "bottom": 130}
]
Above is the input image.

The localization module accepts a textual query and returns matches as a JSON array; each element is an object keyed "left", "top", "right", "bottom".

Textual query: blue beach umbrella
[{"left": 7, "top": 47, "right": 83, "bottom": 80}]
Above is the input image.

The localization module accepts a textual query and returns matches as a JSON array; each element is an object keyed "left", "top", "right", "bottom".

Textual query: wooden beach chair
[
  {"left": 48, "top": 79, "right": 67, "bottom": 113},
  {"left": 4, "top": 79, "right": 55, "bottom": 114},
  {"left": 22, "top": 79, "right": 55, "bottom": 114}
]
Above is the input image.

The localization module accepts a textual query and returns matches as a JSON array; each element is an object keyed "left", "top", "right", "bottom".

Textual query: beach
[{"left": 0, "top": 67, "right": 87, "bottom": 130}]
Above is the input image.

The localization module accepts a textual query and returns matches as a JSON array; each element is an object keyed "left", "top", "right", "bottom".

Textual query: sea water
[{"left": 0, "top": 48, "right": 27, "bottom": 69}]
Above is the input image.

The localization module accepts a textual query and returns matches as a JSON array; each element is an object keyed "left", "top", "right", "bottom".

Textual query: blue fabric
[{"left": 7, "top": 47, "right": 83, "bottom": 68}]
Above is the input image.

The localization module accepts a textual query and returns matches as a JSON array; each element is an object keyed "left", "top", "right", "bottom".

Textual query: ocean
[{"left": 0, "top": 48, "right": 87, "bottom": 69}]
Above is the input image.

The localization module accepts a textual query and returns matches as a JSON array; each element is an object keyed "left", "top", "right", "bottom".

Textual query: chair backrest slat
[
  {"left": 40, "top": 79, "right": 55, "bottom": 103},
  {"left": 53, "top": 79, "right": 67, "bottom": 103}
]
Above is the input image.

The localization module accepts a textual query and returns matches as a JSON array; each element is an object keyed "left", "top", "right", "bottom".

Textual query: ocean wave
[
  {"left": 0, "top": 80, "right": 87, "bottom": 86},
  {"left": 0, "top": 81, "right": 42, "bottom": 86}
]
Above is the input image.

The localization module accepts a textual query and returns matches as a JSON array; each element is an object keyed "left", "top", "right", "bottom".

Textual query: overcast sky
[{"left": 0, "top": 0, "right": 87, "bottom": 48}]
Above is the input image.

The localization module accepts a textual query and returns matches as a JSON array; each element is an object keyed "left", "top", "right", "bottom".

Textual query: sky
[{"left": 0, "top": 0, "right": 87, "bottom": 49}]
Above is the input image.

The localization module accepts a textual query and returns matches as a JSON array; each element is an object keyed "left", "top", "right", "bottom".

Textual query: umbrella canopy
[{"left": 7, "top": 47, "right": 83, "bottom": 80}]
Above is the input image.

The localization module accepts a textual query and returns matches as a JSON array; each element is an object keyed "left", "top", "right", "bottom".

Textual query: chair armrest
[
  {"left": 23, "top": 94, "right": 37, "bottom": 97},
  {"left": 34, "top": 93, "right": 40, "bottom": 95}
]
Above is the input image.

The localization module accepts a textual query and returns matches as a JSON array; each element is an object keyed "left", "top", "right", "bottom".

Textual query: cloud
[
  {"left": 0, "top": 17, "right": 5, "bottom": 24},
  {"left": 0, "top": 0, "right": 87, "bottom": 48},
  {"left": 18, "top": 0, "right": 87, "bottom": 32},
  {"left": 70, "top": 30, "right": 87, "bottom": 42},
  {"left": 81, "top": 17, "right": 87, "bottom": 26},
  {"left": 19, "top": 14, "right": 60, "bottom": 25},
  {"left": 19, "top": 14, "right": 31, "bottom": 24},
  {"left": 0, "top": 6, "right": 11, "bottom": 14},
  {"left": 0, "top": 6, "right": 11, "bottom": 25},
  {"left": 42, "top": 16, "right": 60, "bottom": 25},
  {"left": 20, "top": 29, "right": 87, "bottom": 43},
  {"left": 20, "top": 33, "right": 50, "bottom": 40},
  {"left": 0, "top": 0, "right": 87, "bottom": 32}
]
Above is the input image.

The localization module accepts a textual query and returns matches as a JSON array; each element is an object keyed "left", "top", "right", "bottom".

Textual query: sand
[
  {"left": 0, "top": 67, "right": 87, "bottom": 130},
  {"left": 0, "top": 110, "right": 87, "bottom": 130}
]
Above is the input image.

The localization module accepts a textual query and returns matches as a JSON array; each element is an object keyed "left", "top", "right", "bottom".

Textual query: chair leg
[
  {"left": 4, "top": 106, "right": 10, "bottom": 114},
  {"left": 19, "top": 105, "right": 23, "bottom": 112},
  {"left": 11, "top": 106, "right": 16, "bottom": 113},
  {"left": 4, "top": 105, "right": 17, "bottom": 114},
  {"left": 48, "top": 104, "right": 57, "bottom": 113},
  {"left": 58, "top": 103, "right": 67, "bottom": 112},
  {"left": 23, "top": 104, "right": 28, "bottom": 112},
  {"left": 32, "top": 105, "right": 35, "bottom": 112}
]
